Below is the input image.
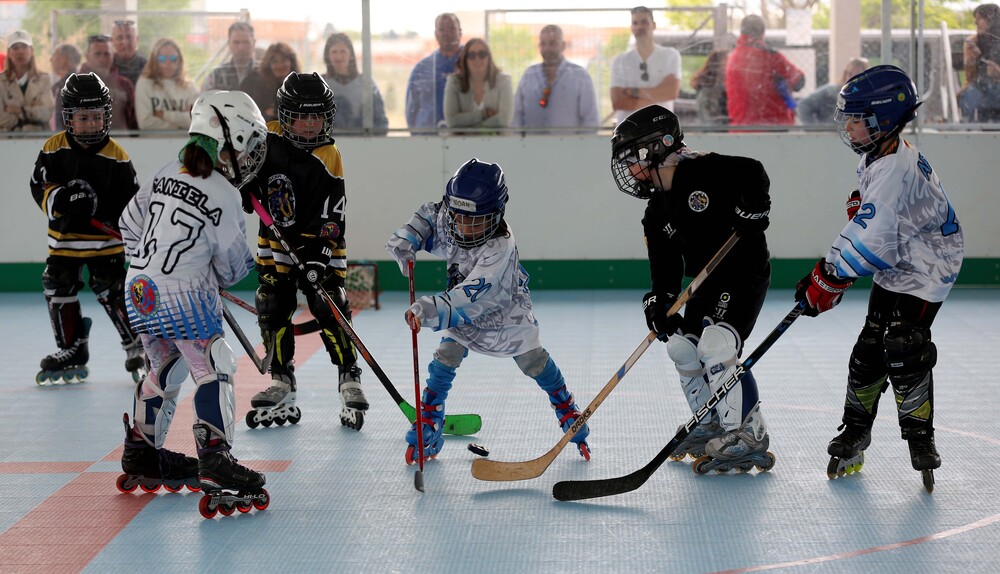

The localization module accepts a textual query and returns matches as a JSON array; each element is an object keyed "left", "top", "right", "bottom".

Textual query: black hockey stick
[
  {"left": 218, "top": 289, "right": 321, "bottom": 336},
  {"left": 248, "top": 194, "right": 483, "bottom": 435},
  {"left": 551, "top": 299, "right": 807, "bottom": 501},
  {"left": 471, "top": 232, "right": 740, "bottom": 482}
]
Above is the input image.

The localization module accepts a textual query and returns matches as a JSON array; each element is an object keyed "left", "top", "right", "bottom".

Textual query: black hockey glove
[
  {"left": 733, "top": 193, "right": 770, "bottom": 236},
  {"left": 53, "top": 179, "right": 98, "bottom": 220},
  {"left": 642, "top": 291, "right": 685, "bottom": 342},
  {"left": 303, "top": 245, "right": 333, "bottom": 284}
]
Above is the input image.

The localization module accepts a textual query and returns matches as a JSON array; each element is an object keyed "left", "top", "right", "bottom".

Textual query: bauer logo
[
  {"left": 449, "top": 197, "right": 477, "bottom": 212},
  {"left": 688, "top": 190, "right": 709, "bottom": 212},
  {"left": 129, "top": 275, "right": 159, "bottom": 317}
]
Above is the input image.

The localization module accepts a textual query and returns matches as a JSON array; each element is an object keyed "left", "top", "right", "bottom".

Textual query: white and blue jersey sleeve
[{"left": 826, "top": 139, "right": 963, "bottom": 302}]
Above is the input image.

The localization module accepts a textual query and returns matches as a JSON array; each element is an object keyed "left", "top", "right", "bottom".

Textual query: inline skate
[
  {"left": 909, "top": 435, "right": 941, "bottom": 493},
  {"left": 693, "top": 410, "right": 775, "bottom": 474},
  {"left": 246, "top": 368, "right": 300, "bottom": 428},
  {"left": 826, "top": 423, "right": 871, "bottom": 479},
  {"left": 339, "top": 365, "right": 368, "bottom": 431},
  {"left": 116, "top": 413, "right": 201, "bottom": 493},
  {"left": 36, "top": 317, "right": 91, "bottom": 385},
  {"left": 195, "top": 424, "right": 269, "bottom": 518}
]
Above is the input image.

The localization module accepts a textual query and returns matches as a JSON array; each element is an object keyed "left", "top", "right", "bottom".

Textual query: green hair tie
[{"left": 179, "top": 134, "right": 219, "bottom": 165}]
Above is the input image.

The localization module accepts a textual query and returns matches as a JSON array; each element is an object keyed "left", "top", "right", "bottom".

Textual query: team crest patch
[
  {"left": 267, "top": 174, "right": 296, "bottom": 227},
  {"left": 320, "top": 222, "right": 340, "bottom": 238},
  {"left": 688, "top": 190, "right": 709, "bottom": 212},
  {"left": 129, "top": 275, "right": 159, "bottom": 317},
  {"left": 662, "top": 134, "right": 675, "bottom": 147}
]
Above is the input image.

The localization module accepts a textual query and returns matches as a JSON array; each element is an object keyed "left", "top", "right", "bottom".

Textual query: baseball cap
[{"left": 7, "top": 30, "right": 33, "bottom": 48}]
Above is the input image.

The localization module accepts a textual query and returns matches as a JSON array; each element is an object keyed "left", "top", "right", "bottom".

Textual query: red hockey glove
[
  {"left": 794, "top": 259, "right": 855, "bottom": 317},
  {"left": 846, "top": 189, "right": 861, "bottom": 220}
]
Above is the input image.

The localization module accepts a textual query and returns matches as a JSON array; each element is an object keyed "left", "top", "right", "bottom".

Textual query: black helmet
[
  {"left": 61, "top": 72, "right": 112, "bottom": 145},
  {"left": 610, "top": 105, "right": 685, "bottom": 199},
  {"left": 276, "top": 72, "right": 336, "bottom": 149}
]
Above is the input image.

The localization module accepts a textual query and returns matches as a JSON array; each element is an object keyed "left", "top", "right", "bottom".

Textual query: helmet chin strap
[{"left": 210, "top": 104, "right": 244, "bottom": 186}]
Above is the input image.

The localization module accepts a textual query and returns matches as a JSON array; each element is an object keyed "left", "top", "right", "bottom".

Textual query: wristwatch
[{"left": 628, "top": 87, "right": 640, "bottom": 98}]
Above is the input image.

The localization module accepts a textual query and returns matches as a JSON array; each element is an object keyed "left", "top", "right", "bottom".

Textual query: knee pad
[
  {"left": 698, "top": 323, "right": 744, "bottom": 430},
  {"left": 255, "top": 285, "right": 296, "bottom": 331},
  {"left": 45, "top": 295, "right": 83, "bottom": 349},
  {"left": 134, "top": 353, "right": 189, "bottom": 448},
  {"left": 42, "top": 260, "right": 81, "bottom": 296},
  {"left": 310, "top": 285, "right": 351, "bottom": 325},
  {"left": 843, "top": 325, "right": 890, "bottom": 424},
  {"left": 193, "top": 336, "right": 237, "bottom": 444},
  {"left": 667, "top": 334, "right": 704, "bottom": 377},
  {"left": 885, "top": 323, "right": 936, "bottom": 437},
  {"left": 514, "top": 347, "right": 550, "bottom": 378},
  {"left": 432, "top": 338, "right": 468, "bottom": 369}
]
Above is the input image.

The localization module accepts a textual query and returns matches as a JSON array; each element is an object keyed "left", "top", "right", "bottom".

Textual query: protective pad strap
[
  {"left": 193, "top": 336, "right": 237, "bottom": 444},
  {"left": 134, "top": 353, "right": 188, "bottom": 448}
]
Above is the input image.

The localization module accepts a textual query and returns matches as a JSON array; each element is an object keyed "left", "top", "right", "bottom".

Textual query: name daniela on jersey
[{"left": 151, "top": 177, "right": 223, "bottom": 225}]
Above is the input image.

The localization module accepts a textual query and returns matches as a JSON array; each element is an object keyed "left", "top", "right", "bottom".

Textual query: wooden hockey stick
[
  {"left": 471, "top": 232, "right": 740, "bottom": 482},
  {"left": 409, "top": 260, "right": 426, "bottom": 491},
  {"left": 552, "top": 300, "right": 807, "bottom": 501},
  {"left": 248, "top": 195, "right": 483, "bottom": 435}
]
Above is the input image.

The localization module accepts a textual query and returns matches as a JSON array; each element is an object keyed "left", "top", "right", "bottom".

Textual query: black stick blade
[{"left": 414, "top": 470, "right": 425, "bottom": 492}]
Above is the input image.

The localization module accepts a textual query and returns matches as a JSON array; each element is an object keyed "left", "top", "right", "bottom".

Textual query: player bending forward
[
  {"left": 795, "top": 65, "right": 964, "bottom": 491},
  {"left": 118, "top": 91, "right": 271, "bottom": 515},
  {"left": 611, "top": 105, "right": 776, "bottom": 474},
  {"left": 386, "top": 158, "right": 591, "bottom": 463}
]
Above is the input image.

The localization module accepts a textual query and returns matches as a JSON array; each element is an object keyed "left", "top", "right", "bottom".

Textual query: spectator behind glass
[
  {"left": 111, "top": 20, "right": 147, "bottom": 86},
  {"left": 513, "top": 25, "right": 599, "bottom": 133},
  {"left": 202, "top": 22, "right": 256, "bottom": 91},
  {"left": 322, "top": 33, "right": 388, "bottom": 134},
  {"left": 82, "top": 34, "right": 138, "bottom": 131},
  {"left": 960, "top": 3, "right": 1000, "bottom": 122},
  {"left": 690, "top": 48, "right": 730, "bottom": 125},
  {"left": 135, "top": 38, "right": 198, "bottom": 130},
  {"left": 51, "top": 44, "right": 81, "bottom": 130},
  {"left": 1, "top": 30, "right": 53, "bottom": 132},
  {"left": 444, "top": 38, "right": 513, "bottom": 134},
  {"left": 725, "top": 15, "right": 805, "bottom": 126},
  {"left": 610, "top": 6, "right": 682, "bottom": 126},
  {"left": 406, "top": 13, "right": 462, "bottom": 132},
  {"left": 798, "top": 57, "right": 870, "bottom": 125},
  {"left": 240, "top": 42, "right": 298, "bottom": 122}
]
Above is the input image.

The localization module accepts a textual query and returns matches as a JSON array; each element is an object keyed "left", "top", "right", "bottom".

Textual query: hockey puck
[{"left": 467, "top": 443, "right": 490, "bottom": 457}]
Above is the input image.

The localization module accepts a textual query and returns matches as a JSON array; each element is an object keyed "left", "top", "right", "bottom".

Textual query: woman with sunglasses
[
  {"left": 135, "top": 38, "right": 198, "bottom": 130},
  {"left": 444, "top": 38, "right": 512, "bottom": 133}
]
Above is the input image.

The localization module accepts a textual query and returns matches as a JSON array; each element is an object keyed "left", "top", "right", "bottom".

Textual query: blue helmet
[
  {"left": 444, "top": 158, "right": 509, "bottom": 248},
  {"left": 835, "top": 65, "right": 920, "bottom": 155}
]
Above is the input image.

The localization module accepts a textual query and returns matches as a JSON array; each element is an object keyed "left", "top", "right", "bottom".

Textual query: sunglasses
[
  {"left": 88, "top": 34, "right": 111, "bottom": 45},
  {"left": 539, "top": 86, "right": 552, "bottom": 108},
  {"left": 157, "top": 54, "right": 179, "bottom": 63},
  {"left": 639, "top": 61, "right": 649, "bottom": 82},
  {"left": 466, "top": 49, "right": 489, "bottom": 61},
  {"left": 114, "top": 20, "right": 135, "bottom": 27}
]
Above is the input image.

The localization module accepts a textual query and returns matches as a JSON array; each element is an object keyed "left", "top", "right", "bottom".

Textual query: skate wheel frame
[
  {"left": 827, "top": 452, "right": 865, "bottom": 480},
  {"left": 922, "top": 469, "right": 935, "bottom": 493}
]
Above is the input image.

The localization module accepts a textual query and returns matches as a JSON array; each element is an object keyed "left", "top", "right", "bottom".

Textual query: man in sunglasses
[
  {"left": 513, "top": 25, "right": 599, "bottom": 134},
  {"left": 610, "top": 6, "right": 681, "bottom": 126},
  {"left": 111, "top": 19, "right": 146, "bottom": 86}
]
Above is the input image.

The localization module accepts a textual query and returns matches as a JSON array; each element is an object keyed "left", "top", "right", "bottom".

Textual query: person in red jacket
[{"left": 725, "top": 15, "right": 805, "bottom": 126}]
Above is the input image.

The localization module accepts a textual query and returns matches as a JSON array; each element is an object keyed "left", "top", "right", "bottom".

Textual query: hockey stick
[
  {"left": 471, "top": 232, "right": 740, "bottom": 482},
  {"left": 92, "top": 218, "right": 275, "bottom": 373},
  {"left": 409, "top": 260, "right": 425, "bottom": 492},
  {"left": 218, "top": 289, "right": 321, "bottom": 336},
  {"left": 551, "top": 299, "right": 807, "bottom": 501},
  {"left": 248, "top": 194, "right": 483, "bottom": 435}
]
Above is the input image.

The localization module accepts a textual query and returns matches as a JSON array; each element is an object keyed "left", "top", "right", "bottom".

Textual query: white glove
[{"left": 386, "top": 233, "right": 416, "bottom": 276}]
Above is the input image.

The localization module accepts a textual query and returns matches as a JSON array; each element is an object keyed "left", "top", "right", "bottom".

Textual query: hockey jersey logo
[
  {"left": 128, "top": 274, "right": 159, "bottom": 317},
  {"left": 266, "top": 174, "right": 296, "bottom": 227},
  {"left": 688, "top": 190, "right": 709, "bottom": 212}
]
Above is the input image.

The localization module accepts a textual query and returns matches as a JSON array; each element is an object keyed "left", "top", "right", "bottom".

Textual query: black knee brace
[
  {"left": 256, "top": 284, "right": 297, "bottom": 369},
  {"left": 42, "top": 260, "right": 84, "bottom": 348},
  {"left": 841, "top": 318, "right": 890, "bottom": 427},
  {"left": 310, "top": 284, "right": 357, "bottom": 369},
  {"left": 90, "top": 257, "right": 133, "bottom": 344},
  {"left": 885, "top": 322, "right": 937, "bottom": 439}
]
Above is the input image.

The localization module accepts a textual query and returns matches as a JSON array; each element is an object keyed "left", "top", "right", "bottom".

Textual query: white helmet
[{"left": 189, "top": 91, "right": 268, "bottom": 188}]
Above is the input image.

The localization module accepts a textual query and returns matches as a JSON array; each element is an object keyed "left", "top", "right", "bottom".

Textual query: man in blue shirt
[
  {"left": 514, "top": 25, "right": 600, "bottom": 133},
  {"left": 406, "top": 13, "right": 462, "bottom": 133}
]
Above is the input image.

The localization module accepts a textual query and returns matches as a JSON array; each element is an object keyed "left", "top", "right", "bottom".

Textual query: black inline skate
[
  {"left": 194, "top": 424, "right": 269, "bottom": 518},
  {"left": 246, "top": 368, "right": 300, "bottom": 428},
  {"left": 908, "top": 435, "right": 941, "bottom": 493},
  {"left": 116, "top": 413, "right": 201, "bottom": 494},
  {"left": 36, "top": 317, "right": 92, "bottom": 385},
  {"left": 123, "top": 337, "right": 147, "bottom": 383},
  {"left": 826, "top": 423, "right": 872, "bottom": 479}
]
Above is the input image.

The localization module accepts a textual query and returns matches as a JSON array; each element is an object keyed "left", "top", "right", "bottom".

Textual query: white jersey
[
  {"left": 119, "top": 161, "right": 254, "bottom": 339},
  {"left": 386, "top": 202, "right": 540, "bottom": 358},
  {"left": 826, "top": 138, "right": 964, "bottom": 302}
]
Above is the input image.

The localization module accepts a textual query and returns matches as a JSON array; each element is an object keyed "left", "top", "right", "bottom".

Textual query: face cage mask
[
  {"left": 446, "top": 209, "right": 503, "bottom": 249},
  {"left": 835, "top": 109, "right": 883, "bottom": 155},
  {"left": 63, "top": 104, "right": 112, "bottom": 145},
  {"left": 611, "top": 144, "right": 658, "bottom": 199},
  {"left": 221, "top": 131, "right": 267, "bottom": 189},
  {"left": 279, "top": 107, "right": 335, "bottom": 149}
]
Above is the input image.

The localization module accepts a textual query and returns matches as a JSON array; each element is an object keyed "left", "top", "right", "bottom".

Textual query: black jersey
[
  {"left": 642, "top": 153, "right": 771, "bottom": 297},
  {"left": 29, "top": 133, "right": 140, "bottom": 258},
  {"left": 252, "top": 122, "right": 347, "bottom": 281}
]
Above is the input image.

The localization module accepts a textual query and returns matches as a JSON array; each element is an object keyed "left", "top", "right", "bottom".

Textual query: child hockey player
[
  {"left": 610, "top": 104, "right": 776, "bottom": 473},
  {"left": 29, "top": 72, "right": 145, "bottom": 385},
  {"left": 386, "top": 157, "right": 591, "bottom": 464},
  {"left": 246, "top": 72, "right": 369, "bottom": 431},
  {"left": 118, "top": 91, "right": 271, "bottom": 516},
  {"left": 795, "top": 65, "right": 964, "bottom": 491}
]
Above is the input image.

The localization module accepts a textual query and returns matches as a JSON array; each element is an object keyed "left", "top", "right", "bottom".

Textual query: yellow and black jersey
[
  {"left": 29, "top": 133, "right": 139, "bottom": 258},
  {"left": 252, "top": 122, "right": 348, "bottom": 280}
]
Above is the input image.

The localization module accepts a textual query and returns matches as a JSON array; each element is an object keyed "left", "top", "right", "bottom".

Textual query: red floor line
[{"left": 0, "top": 308, "right": 323, "bottom": 573}]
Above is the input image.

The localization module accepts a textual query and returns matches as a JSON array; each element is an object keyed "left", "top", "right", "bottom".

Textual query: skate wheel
[
  {"left": 245, "top": 411, "right": 259, "bottom": 429},
  {"left": 115, "top": 474, "right": 137, "bottom": 493},
  {"left": 755, "top": 452, "right": 777, "bottom": 473},
  {"left": 163, "top": 484, "right": 182, "bottom": 493},
  {"left": 668, "top": 452, "right": 687, "bottom": 462},
  {"left": 186, "top": 484, "right": 201, "bottom": 493},
  {"left": 467, "top": 443, "right": 490, "bottom": 457},
  {"left": 236, "top": 499, "right": 253, "bottom": 513},
  {"left": 139, "top": 483, "right": 160, "bottom": 494},
  {"left": 826, "top": 457, "right": 840, "bottom": 480},
  {"left": 922, "top": 469, "right": 935, "bottom": 493},
  {"left": 72, "top": 367, "right": 89, "bottom": 383},
  {"left": 252, "top": 489, "right": 270, "bottom": 511},
  {"left": 219, "top": 503, "right": 235, "bottom": 516},
  {"left": 274, "top": 416, "right": 287, "bottom": 426},
  {"left": 198, "top": 495, "right": 217, "bottom": 519},
  {"left": 131, "top": 370, "right": 141, "bottom": 383},
  {"left": 260, "top": 418, "right": 273, "bottom": 428},
  {"left": 35, "top": 371, "right": 50, "bottom": 385},
  {"left": 405, "top": 445, "right": 416, "bottom": 466},
  {"left": 577, "top": 442, "right": 591, "bottom": 461},
  {"left": 692, "top": 456, "right": 712, "bottom": 475},
  {"left": 288, "top": 408, "right": 302, "bottom": 425}
]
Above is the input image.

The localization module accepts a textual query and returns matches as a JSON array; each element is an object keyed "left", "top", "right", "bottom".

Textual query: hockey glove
[
  {"left": 642, "top": 291, "right": 685, "bottom": 341},
  {"left": 53, "top": 179, "right": 97, "bottom": 220},
  {"left": 385, "top": 233, "right": 417, "bottom": 277},
  {"left": 303, "top": 245, "right": 333, "bottom": 284},
  {"left": 733, "top": 194, "right": 770, "bottom": 235},
  {"left": 846, "top": 189, "right": 861, "bottom": 220},
  {"left": 794, "top": 258, "right": 855, "bottom": 317}
]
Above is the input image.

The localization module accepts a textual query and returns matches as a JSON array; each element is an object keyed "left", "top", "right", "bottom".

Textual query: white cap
[{"left": 6, "top": 30, "right": 32, "bottom": 48}]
